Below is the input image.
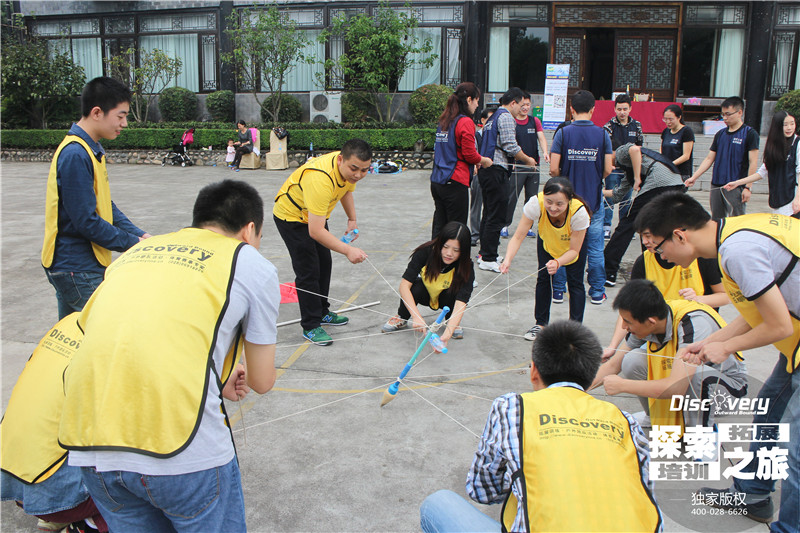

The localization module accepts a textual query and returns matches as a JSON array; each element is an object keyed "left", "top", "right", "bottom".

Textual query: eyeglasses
[
  {"left": 653, "top": 228, "right": 686, "bottom": 255},
  {"left": 721, "top": 110, "right": 741, "bottom": 118}
]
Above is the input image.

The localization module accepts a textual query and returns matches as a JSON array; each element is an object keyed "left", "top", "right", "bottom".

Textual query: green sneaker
[
  {"left": 302, "top": 327, "right": 333, "bottom": 346},
  {"left": 321, "top": 311, "right": 349, "bottom": 326}
]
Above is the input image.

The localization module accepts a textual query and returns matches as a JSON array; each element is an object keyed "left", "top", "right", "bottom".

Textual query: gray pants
[
  {"left": 710, "top": 185, "right": 746, "bottom": 220},
  {"left": 506, "top": 171, "right": 540, "bottom": 227},
  {"left": 469, "top": 176, "right": 481, "bottom": 242},
  {"left": 621, "top": 348, "right": 748, "bottom": 427}
]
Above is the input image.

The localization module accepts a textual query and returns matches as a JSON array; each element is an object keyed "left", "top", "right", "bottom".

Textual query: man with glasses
[
  {"left": 684, "top": 96, "right": 759, "bottom": 220},
  {"left": 635, "top": 192, "right": 799, "bottom": 528}
]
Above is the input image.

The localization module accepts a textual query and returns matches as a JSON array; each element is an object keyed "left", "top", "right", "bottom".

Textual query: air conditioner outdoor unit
[{"left": 309, "top": 91, "right": 342, "bottom": 123}]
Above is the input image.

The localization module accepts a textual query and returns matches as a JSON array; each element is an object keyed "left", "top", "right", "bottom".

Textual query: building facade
[{"left": 10, "top": 0, "right": 799, "bottom": 131}]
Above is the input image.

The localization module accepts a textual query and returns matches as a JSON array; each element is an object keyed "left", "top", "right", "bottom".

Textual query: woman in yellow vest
[
  {"left": 500, "top": 177, "right": 591, "bottom": 341},
  {"left": 381, "top": 221, "right": 474, "bottom": 348}
]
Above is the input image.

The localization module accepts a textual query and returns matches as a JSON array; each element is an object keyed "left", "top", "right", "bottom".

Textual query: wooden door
[
  {"left": 553, "top": 29, "right": 586, "bottom": 93},
  {"left": 613, "top": 31, "right": 677, "bottom": 101}
]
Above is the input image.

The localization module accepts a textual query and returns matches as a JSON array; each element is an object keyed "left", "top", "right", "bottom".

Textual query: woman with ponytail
[
  {"left": 429, "top": 82, "right": 493, "bottom": 238},
  {"left": 723, "top": 110, "right": 800, "bottom": 215}
]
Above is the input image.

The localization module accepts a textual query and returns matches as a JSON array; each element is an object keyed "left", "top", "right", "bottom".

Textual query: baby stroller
[{"left": 162, "top": 128, "right": 194, "bottom": 167}]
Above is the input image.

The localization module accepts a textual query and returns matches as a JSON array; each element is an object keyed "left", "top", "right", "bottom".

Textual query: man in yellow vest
[
  {"left": 273, "top": 138, "right": 372, "bottom": 346},
  {"left": 1, "top": 314, "right": 107, "bottom": 532},
  {"left": 58, "top": 180, "right": 279, "bottom": 532},
  {"left": 636, "top": 192, "right": 799, "bottom": 528},
  {"left": 592, "top": 279, "right": 746, "bottom": 433},
  {"left": 420, "top": 321, "right": 662, "bottom": 532},
  {"left": 41, "top": 77, "right": 151, "bottom": 320}
]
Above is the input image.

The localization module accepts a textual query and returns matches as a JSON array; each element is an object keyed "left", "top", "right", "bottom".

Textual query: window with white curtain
[
  {"left": 281, "top": 30, "right": 324, "bottom": 92},
  {"left": 398, "top": 27, "right": 442, "bottom": 91},
  {"left": 488, "top": 27, "right": 510, "bottom": 92},
  {"left": 140, "top": 34, "right": 199, "bottom": 92},
  {"left": 710, "top": 29, "right": 745, "bottom": 97},
  {"left": 47, "top": 37, "right": 102, "bottom": 83}
]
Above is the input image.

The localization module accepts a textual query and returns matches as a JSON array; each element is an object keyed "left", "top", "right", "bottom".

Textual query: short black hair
[
  {"left": 237, "top": 120, "right": 247, "bottom": 127},
  {"left": 500, "top": 87, "right": 527, "bottom": 106},
  {"left": 340, "top": 138, "right": 372, "bottom": 162},
  {"left": 570, "top": 90, "right": 596, "bottom": 114},
  {"left": 613, "top": 279, "right": 669, "bottom": 322},
  {"left": 634, "top": 191, "right": 711, "bottom": 238},
  {"left": 192, "top": 180, "right": 264, "bottom": 234},
  {"left": 532, "top": 321, "right": 602, "bottom": 389},
  {"left": 480, "top": 107, "right": 495, "bottom": 120},
  {"left": 721, "top": 96, "right": 744, "bottom": 112},
  {"left": 81, "top": 77, "right": 132, "bottom": 117},
  {"left": 614, "top": 93, "right": 632, "bottom": 106}
]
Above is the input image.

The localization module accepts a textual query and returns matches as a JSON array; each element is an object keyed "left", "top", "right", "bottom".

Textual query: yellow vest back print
[
  {"left": 58, "top": 228, "right": 245, "bottom": 456},
  {"left": 1, "top": 314, "right": 82, "bottom": 484},
  {"left": 717, "top": 214, "right": 800, "bottom": 372},
  {"left": 502, "top": 387, "right": 661, "bottom": 533},
  {"left": 42, "top": 135, "right": 113, "bottom": 268}
]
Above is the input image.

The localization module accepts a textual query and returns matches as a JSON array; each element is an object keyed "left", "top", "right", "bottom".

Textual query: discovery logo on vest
[
  {"left": 669, "top": 390, "right": 769, "bottom": 417},
  {"left": 566, "top": 147, "right": 599, "bottom": 162}
]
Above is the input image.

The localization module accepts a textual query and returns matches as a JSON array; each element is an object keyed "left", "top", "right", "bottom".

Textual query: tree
[
  {"left": 1, "top": 36, "right": 85, "bottom": 128},
  {"left": 106, "top": 47, "right": 182, "bottom": 124},
  {"left": 224, "top": 3, "right": 313, "bottom": 122},
  {"left": 321, "top": 2, "right": 436, "bottom": 122}
]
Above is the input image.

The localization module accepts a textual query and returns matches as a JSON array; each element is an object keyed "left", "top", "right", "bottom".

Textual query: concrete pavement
[{"left": 1, "top": 160, "right": 778, "bottom": 532}]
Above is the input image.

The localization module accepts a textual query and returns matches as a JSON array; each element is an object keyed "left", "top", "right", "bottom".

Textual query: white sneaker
[
  {"left": 632, "top": 410, "right": 651, "bottom": 428},
  {"left": 478, "top": 259, "right": 501, "bottom": 273},
  {"left": 473, "top": 280, "right": 478, "bottom": 288},
  {"left": 523, "top": 325, "right": 544, "bottom": 341}
]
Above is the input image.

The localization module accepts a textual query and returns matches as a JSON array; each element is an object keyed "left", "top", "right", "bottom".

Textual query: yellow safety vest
[
  {"left": 502, "top": 387, "right": 661, "bottom": 533},
  {"left": 42, "top": 135, "right": 113, "bottom": 268},
  {"left": 643, "top": 250, "right": 706, "bottom": 301},
  {"left": 536, "top": 192, "right": 586, "bottom": 265},
  {"left": 717, "top": 214, "right": 800, "bottom": 372},
  {"left": 420, "top": 266, "right": 454, "bottom": 310},
  {"left": 1, "top": 313, "right": 82, "bottom": 484},
  {"left": 647, "top": 300, "right": 739, "bottom": 429},
  {"left": 273, "top": 151, "right": 354, "bottom": 223},
  {"left": 58, "top": 228, "right": 245, "bottom": 456}
]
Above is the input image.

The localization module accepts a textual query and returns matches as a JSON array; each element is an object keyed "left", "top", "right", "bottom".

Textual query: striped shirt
[
  {"left": 466, "top": 382, "right": 658, "bottom": 532},
  {"left": 609, "top": 143, "right": 685, "bottom": 204},
  {"left": 491, "top": 109, "right": 523, "bottom": 169}
]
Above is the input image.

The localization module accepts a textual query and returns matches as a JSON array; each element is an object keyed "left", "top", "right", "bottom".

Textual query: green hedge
[{"left": 2, "top": 128, "right": 435, "bottom": 151}]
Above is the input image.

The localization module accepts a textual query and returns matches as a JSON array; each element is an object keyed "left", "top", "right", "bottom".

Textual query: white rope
[
  {"left": 404, "top": 378, "right": 496, "bottom": 403},
  {"left": 399, "top": 378, "right": 481, "bottom": 438}
]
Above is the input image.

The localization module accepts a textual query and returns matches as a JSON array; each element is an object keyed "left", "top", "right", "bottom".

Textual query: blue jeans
[
  {"left": 420, "top": 490, "right": 500, "bottom": 533},
  {"left": 732, "top": 355, "right": 799, "bottom": 533},
  {"left": 44, "top": 269, "right": 104, "bottom": 320},
  {"left": 553, "top": 209, "right": 605, "bottom": 298},
  {"left": 604, "top": 170, "right": 631, "bottom": 227},
  {"left": 80, "top": 457, "right": 246, "bottom": 532}
]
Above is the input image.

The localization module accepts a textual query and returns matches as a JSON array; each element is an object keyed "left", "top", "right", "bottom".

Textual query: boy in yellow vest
[
  {"left": 635, "top": 192, "right": 799, "bottom": 527},
  {"left": 1, "top": 314, "right": 107, "bottom": 532},
  {"left": 421, "top": 321, "right": 662, "bottom": 533},
  {"left": 273, "top": 138, "right": 372, "bottom": 346},
  {"left": 592, "top": 279, "right": 746, "bottom": 433},
  {"left": 42, "top": 77, "right": 151, "bottom": 320},
  {"left": 58, "top": 180, "right": 279, "bottom": 532}
]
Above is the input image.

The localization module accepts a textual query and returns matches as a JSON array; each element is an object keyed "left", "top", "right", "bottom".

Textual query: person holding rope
[
  {"left": 636, "top": 192, "right": 799, "bottom": 527},
  {"left": 273, "top": 138, "right": 372, "bottom": 346},
  {"left": 684, "top": 96, "right": 759, "bottom": 220},
  {"left": 420, "top": 321, "right": 662, "bottom": 533},
  {"left": 429, "top": 82, "right": 493, "bottom": 239},
  {"left": 381, "top": 222, "right": 474, "bottom": 348},
  {"left": 722, "top": 110, "right": 800, "bottom": 217},
  {"left": 591, "top": 279, "right": 746, "bottom": 432},
  {"left": 500, "top": 177, "right": 589, "bottom": 341},
  {"left": 602, "top": 142, "right": 686, "bottom": 287},
  {"left": 57, "top": 180, "right": 280, "bottom": 532}
]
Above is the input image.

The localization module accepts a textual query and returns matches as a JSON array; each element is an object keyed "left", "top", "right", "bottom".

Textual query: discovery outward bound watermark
[{"left": 669, "top": 390, "right": 769, "bottom": 417}]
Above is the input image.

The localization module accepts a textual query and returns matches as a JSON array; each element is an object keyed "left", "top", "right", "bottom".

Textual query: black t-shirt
[
  {"left": 403, "top": 246, "right": 475, "bottom": 303},
  {"left": 631, "top": 254, "right": 722, "bottom": 297},
  {"left": 660, "top": 126, "right": 695, "bottom": 176}
]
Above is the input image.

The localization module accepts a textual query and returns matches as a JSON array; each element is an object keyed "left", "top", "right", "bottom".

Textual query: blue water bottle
[{"left": 340, "top": 229, "right": 359, "bottom": 243}]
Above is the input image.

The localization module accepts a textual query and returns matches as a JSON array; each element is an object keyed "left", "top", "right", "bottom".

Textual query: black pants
[
  {"left": 430, "top": 180, "right": 469, "bottom": 239},
  {"left": 604, "top": 185, "right": 685, "bottom": 278},
  {"left": 478, "top": 165, "right": 510, "bottom": 262},
  {"left": 535, "top": 236, "right": 587, "bottom": 326},
  {"left": 232, "top": 145, "right": 252, "bottom": 167},
  {"left": 397, "top": 277, "right": 456, "bottom": 320},
  {"left": 506, "top": 171, "right": 540, "bottom": 226},
  {"left": 274, "top": 215, "right": 332, "bottom": 331}
]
